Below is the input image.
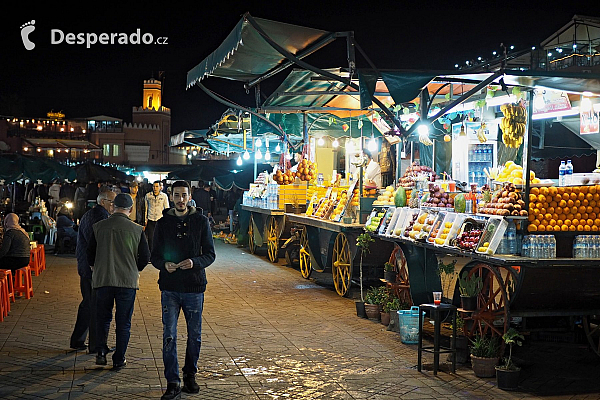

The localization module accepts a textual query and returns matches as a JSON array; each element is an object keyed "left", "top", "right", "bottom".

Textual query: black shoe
[
  {"left": 161, "top": 383, "right": 181, "bottom": 400},
  {"left": 182, "top": 373, "right": 199, "bottom": 393},
  {"left": 70, "top": 343, "right": 87, "bottom": 351},
  {"left": 95, "top": 353, "right": 107, "bottom": 366},
  {"left": 112, "top": 359, "right": 126, "bottom": 370}
]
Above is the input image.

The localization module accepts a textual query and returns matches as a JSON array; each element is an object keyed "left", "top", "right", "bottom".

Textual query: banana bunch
[
  {"left": 419, "top": 131, "right": 433, "bottom": 146},
  {"left": 477, "top": 122, "right": 488, "bottom": 143},
  {"left": 500, "top": 103, "right": 527, "bottom": 148}
]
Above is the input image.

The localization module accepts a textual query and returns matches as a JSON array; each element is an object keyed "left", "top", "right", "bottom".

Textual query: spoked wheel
[
  {"left": 266, "top": 216, "right": 279, "bottom": 263},
  {"left": 583, "top": 315, "right": 600, "bottom": 357},
  {"left": 463, "top": 263, "right": 509, "bottom": 340},
  {"left": 390, "top": 246, "right": 412, "bottom": 306},
  {"left": 299, "top": 228, "right": 312, "bottom": 279},
  {"left": 332, "top": 232, "right": 352, "bottom": 297},
  {"left": 248, "top": 215, "right": 256, "bottom": 254}
]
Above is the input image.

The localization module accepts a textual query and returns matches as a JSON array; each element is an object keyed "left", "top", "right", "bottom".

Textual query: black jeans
[
  {"left": 146, "top": 220, "right": 157, "bottom": 252},
  {"left": 70, "top": 276, "right": 97, "bottom": 351},
  {"left": 96, "top": 286, "right": 136, "bottom": 365}
]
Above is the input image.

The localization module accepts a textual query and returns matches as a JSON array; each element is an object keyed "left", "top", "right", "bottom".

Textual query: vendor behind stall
[
  {"left": 363, "top": 149, "right": 382, "bottom": 189},
  {"left": 0, "top": 213, "right": 31, "bottom": 271}
]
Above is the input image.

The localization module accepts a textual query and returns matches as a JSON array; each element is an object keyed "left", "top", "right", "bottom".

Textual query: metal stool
[{"left": 417, "top": 303, "right": 457, "bottom": 375}]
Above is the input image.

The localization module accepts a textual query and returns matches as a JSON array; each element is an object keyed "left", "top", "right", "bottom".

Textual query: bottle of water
[
  {"left": 550, "top": 235, "right": 556, "bottom": 258},
  {"left": 522, "top": 235, "right": 530, "bottom": 257},
  {"left": 507, "top": 220, "right": 517, "bottom": 254},
  {"left": 566, "top": 160, "right": 573, "bottom": 185},
  {"left": 559, "top": 161, "right": 566, "bottom": 186}
]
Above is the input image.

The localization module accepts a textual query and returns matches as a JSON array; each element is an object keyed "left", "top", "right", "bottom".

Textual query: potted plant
[
  {"left": 384, "top": 261, "right": 396, "bottom": 283},
  {"left": 356, "top": 233, "right": 375, "bottom": 318},
  {"left": 436, "top": 259, "right": 457, "bottom": 303},
  {"left": 378, "top": 287, "right": 393, "bottom": 326},
  {"left": 386, "top": 297, "right": 410, "bottom": 332},
  {"left": 469, "top": 335, "right": 500, "bottom": 378},
  {"left": 447, "top": 315, "right": 469, "bottom": 364},
  {"left": 364, "top": 286, "right": 381, "bottom": 320},
  {"left": 459, "top": 271, "right": 482, "bottom": 311},
  {"left": 495, "top": 328, "right": 525, "bottom": 390}
]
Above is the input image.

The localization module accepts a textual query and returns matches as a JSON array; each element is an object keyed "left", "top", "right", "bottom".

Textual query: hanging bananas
[
  {"left": 500, "top": 103, "right": 527, "bottom": 148},
  {"left": 419, "top": 131, "right": 433, "bottom": 146},
  {"left": 477, "top": 122, "right": 488, "bottom": 143}
]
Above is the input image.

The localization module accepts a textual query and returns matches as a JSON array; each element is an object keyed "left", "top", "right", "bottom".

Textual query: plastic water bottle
[
  {"left": 566, "top": 160, "right": 573, "bottom": 185},
  {"left": 522, "top": 236, "right": 530, "bottom": 257},
  {"left": 507, "top": 220, "right": 517, "bottom": 254},
  {"left": 559, "top": 161, "right": 566, "bottom": 186},
  {"left": 550, "top": 235, "right": 556, "bottom": 258}
]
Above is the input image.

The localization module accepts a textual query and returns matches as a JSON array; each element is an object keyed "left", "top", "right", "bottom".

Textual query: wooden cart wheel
[
  {"left": 463, "top": 263, "right": 509, "bottom": 339},
  {"left": 389, "top": 246, "right": 412, "bottom": 306},
  {"left": 248, "top": 215, "right": 256, "bottom": 255},
  {"left": 266, "top": 216, "right": 279, "bottom": 263},
  {"left": 299, "top": 228, "right": 312, "bottom": 279},
  {"left": 332, "top": 232, "right": 352, "bottom": 297},
  {"left": 583, "top": 315, "right": 600, "bottom": 357}
]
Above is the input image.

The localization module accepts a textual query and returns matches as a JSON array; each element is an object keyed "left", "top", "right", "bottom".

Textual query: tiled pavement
[{"left": 0, "top": 241, "right": 599, "bottom": 399}]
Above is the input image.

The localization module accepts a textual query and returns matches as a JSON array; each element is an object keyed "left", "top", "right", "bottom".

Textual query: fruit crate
[
  {"left": 475, "top": 217, "right": 508, "bottom": 255},
  {"left": 378, "top": 207, "right": 396, "bottom": 235},
  {"left": 278, "top": 181, "right": 309, "bottom": 210},
  {"left": 406, "top": 209, "right": 438, "bottom": 241},
  {"left": 426, "top": 211, "right": 448, "bottom": 245},
  {"left": 385, "top": 207, "right": 404, "bottom": 237},
  {"left": 364, "top": 207, "right": 388, "bottom": 232},
  {"left": 430, "top": 212, "right": 458, "bottom": 246},
  {"left": 451, "top": 217, "right": 488, "bottom": 252},
  {"left": 400, "top": 208, "right": 421, "bottom": 240}
]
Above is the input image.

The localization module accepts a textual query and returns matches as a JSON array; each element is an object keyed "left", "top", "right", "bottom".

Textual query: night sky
[{"left": 0, "top": 2, "right": 595, "bottom": 135}]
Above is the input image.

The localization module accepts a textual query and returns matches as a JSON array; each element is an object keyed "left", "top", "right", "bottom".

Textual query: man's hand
[
  {"left": 165, "top": 262, "right": 178, "bottom": 273},
  {"left": 177, "top": 259, "right": 193, "bottom": 270}
]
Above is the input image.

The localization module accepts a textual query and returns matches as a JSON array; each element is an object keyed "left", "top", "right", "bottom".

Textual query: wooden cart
[{"left": 242, "top": 205, "right": 289, "bottom": 263}]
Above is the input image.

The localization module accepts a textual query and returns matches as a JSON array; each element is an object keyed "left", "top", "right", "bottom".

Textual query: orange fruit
[
  {"left": 552, "top": 213, "right": 559, "bottom": 221},
  {"left": 591, "top": 200, "right": 597, "bottom": 207},
  {"left": 538, "top": 195, "right": 546, "bottom": 203},
  {"left": 528, "top": 214, "right": 535, "bottom": 222},
  {"left": 567, "top": 199, "right": 575, "bottom": 207},
  {"left": 565, "top": 187, "right": 573, "bottom": 194},
  {"left": 573, "top": 186, "right": 580, "bottom": 194},
  {"left": 556, "top": 219, "right": 564, "bottom": 226},
  {"left": 540, "top": 187, "right": 550, "bottom": 196},
  {"left": 558, "top": 200, "right": 567, "bottom": 208},
  {"left": 583, "top": 199, "right": 590, "bottom": 207},
  {"left": 569, "top": 225, "right": 577, "bottom": 231},
  {"left": 577, "top": 224, "right": 584, "bottom": 231},
  {"left": 578, "top": 193, "right": 585, "bottom": 201},
  {"left": 544, "top": 213, "right": 552, "bottom": 221},
  {"left": 538, "top": 225, "right": 546, "bottom": 232},
  {"left": 556, "top": 207, "right": 564, "bottom": 215},
  {"left": 588, "top": 219, "right": 595, "bottom": 226},
  {"left": 561, "top": 224, "right": 569, "bottom": 231},
  {"left": 570, "top": 193, "right": 577, "bottom": 200},
  {"left": 593, "top": 225, "right": 599, "bottom": 232},
  {"left": 585, "top": 225, "right": 591, "bottom": 231},
  {"left": 596, "top": 184, "right": 600, "bottom": 194},
  {"left": 567, "top": 213, "right": 574, "bottom": 220},
  {"left": 535, "top": 202, "right": 543, "bottom": 210},
  {"left": 540, "top": 208, "right": 547, "bottom": 215},
  {"left": 571, "top": 206, "right": 579, "bottom": 214},
  {"left": 594, "top": 194, "right": 600, "bottom": 201},
  {"left": 558, "top": 187, "right": 565, "bottom": 194},
  {"left": 550, "top": 201, "right": 558, "bottom": 208},
  {"left": 579, "top": 206, "right": 587, "bottom": 214},
  {"left": 575, "top": 200, "right": 582, "bottom": 207},
  {"left": 590, "top": 213, "right": 597, "bottom": 220},
  {"left": 533, "top": 219, "right": 541, "bottom": 226},
  {"left": 573, "top": 219, "right": 580, "bottom": 226},
  {"left": 530, "top": 187, "right": 540, "bottom": 195},
  {"left": 549, "top": 186, "right": 558, "bottom": 196},
  {"left": 554, "top": 225, "right": 561, "bottom": 232},
  {"left": 529, "top": 194, "right": 537, "bottom": 203},
  {"left": 559, "top": 214, "right": 567, "bottom": 221},
  {"left": 583, "top": 213, "right": 589, "bottom": 220},
  {"left": 581, "top": 186, "right": 589, "bottom": 194},
  {"left": 587, "top": 193, "right": 594, "bottom": 201},
  {"left": 595, "top": 219, "right": 600, "bottom": 227},
  {"left": 562, "top": 193, "right": 570, "bottom": 201},
  {"left": 528, "top": 224, "right": 538, "bottom": 232},
  {"left": 565, "top": 219, "right": 572, "bottom": 226},
  {"left": 590, "top": 186, "right": 597, "bottom": 194},
  {"left": 548, "top": 207, "right": 555, "bottom": 214},
  {"left": 588, "top": 206, "right": 594, "bottom": 214},
  {"left": 594, "top": 207, "right": 600, "bottom": 214},
  {"left": 533, "top": 209, "right": 540, "bottom": 216},
  {"left": 549, "top": 219, "right": 557, "bottom": 226}
]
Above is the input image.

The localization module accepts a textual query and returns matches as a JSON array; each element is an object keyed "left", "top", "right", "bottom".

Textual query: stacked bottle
[
  {"left": 522, "top": 235, "right": 556, "bottom": 258},
  {"left": 573, "top": 235, "right": 600, "bottom": 258}
]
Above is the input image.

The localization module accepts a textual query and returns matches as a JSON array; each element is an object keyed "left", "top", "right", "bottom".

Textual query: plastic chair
[
  {"left": 0, "top": 269, "right": 15, "bottom": 303},
  {"left": 14, "top": 266, "right": 33, "bottom": 299}
]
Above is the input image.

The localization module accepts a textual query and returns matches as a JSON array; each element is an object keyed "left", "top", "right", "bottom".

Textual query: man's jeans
[
  {"left": 161, "top": 290, "right": 204, "bottom": 383},
  {"left": 96, "top": 287, "right": 136, "bottom": 365},
  {"left": 70, "top": 276, "right": 97, "bottom": 352}
]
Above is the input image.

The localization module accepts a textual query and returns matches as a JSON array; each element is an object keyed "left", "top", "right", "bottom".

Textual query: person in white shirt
[
  {"left": 145, "top": 181, "right": 170, "bottom": 251},
  {"left": 363, "top": 150, "right": 382, "bottom": 188}
]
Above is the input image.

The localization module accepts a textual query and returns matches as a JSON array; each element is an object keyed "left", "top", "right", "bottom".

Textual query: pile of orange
[{"left": 528, "top": 185, "right": 600, "bottom": 232}]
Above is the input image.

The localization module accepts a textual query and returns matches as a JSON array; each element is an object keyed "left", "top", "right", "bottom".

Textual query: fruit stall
[{"left": 358, "top": 68, "right": 600, "bottom": 352}]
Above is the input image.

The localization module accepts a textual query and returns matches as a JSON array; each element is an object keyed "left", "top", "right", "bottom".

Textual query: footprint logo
[{"left": 20, "top": 20, "right": 36, "bottom": 51}]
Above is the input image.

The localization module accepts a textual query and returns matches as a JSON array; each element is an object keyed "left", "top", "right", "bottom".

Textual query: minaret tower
[{"left": 143, "top": 78, "right": 162, "bottom": 111}]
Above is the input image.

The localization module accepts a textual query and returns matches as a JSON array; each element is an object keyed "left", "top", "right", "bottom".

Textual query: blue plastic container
[{"left": 397, "top": 306, "right": 425, "bottom": 344}]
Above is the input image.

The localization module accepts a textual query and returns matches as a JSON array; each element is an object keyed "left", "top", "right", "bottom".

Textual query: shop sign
[
  {"left": 533, "top": 91, "right": 571, "bottom": 115},
  {"left": 580, "top": 109, "right": 599, "bottom": 135}
]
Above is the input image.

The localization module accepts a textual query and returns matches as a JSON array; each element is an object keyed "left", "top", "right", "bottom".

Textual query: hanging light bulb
[
  {"left": 192, "top": 150, "right": 198, "bottom": 156},
  {"left": 243, "top": 150, "right": 250, "bottom": 160},
  {"left": 368, "top": 136, "right": 377, "bottom": 152},
  {"left": 265, "top": 150, "right": 271, "bottom": 161},
  {"left": 345, "top": 138, "right": 354, "bottom": 152},
  {"left": 332, "top": 138, "right": 339, "bottom": 148},
  {"left": 275, "top": 143, "right": 281, "bottom": 152},
  {"left": 236, "top": 155, "right": 243, "bottom": 166},
  {"left": 286, "top": 151, "right": 292, "bottom": 160},
  {"left": 256, "top": 149, "right": 262, "bottom": 159},
  {"left": 255, "top": 138, "right": 262, "bottom": 147},
  {"left": 318, "top": 137, "right": 325, "bottom": 146}
]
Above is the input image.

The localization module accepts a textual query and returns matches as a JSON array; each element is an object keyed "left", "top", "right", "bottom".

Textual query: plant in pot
[
  {"left": 384, "top": 261, "right": 396, "bottom": 283},
  {"left": 364, "top": 286, "right": 381, "bottom": 321},
  {"left": 447, "top": 315, "right": 469, "bottom": 364},
  {"left": 459, "top": 271, "right": 482, "bottom": 311},
  {"left": 378, "top": 287, "right": 393, "bottom": 326},
  {"left": 355, "top": 233, "right": 375, "bottom": 318},
  {"left": 436, "top": 259, "right": 457, "bottom": 303},
  {"left": 469, "top": 335, "right": 500, "bottom": 378},
  {"left": 495, "top": 328, "right": 525, "bottom": 390},
  {"left": 386, "top": 296, "right": 410, "bottom": 332}
]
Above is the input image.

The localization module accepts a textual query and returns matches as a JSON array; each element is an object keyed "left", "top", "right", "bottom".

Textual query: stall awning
[
  {"left": 23, "top": 138, "right": 100, "bottom": 151},
  {"left": 186, "top": 13, "right": 331, "bottom": 88}
]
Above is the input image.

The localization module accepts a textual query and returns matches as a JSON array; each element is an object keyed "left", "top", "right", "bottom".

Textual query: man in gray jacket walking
[{"left": 87, "top": 193, "right": 150, "bottom": 369}]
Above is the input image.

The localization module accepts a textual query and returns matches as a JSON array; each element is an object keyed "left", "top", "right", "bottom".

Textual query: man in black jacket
[{"left": 151, "top": 180, "right": 216, "bottom": 400}]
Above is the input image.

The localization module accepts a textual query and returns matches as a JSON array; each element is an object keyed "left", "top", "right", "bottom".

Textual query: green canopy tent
[
  {"left": 74, "top": 162, "right": 133, "bottom": 184},
  {"left": 167, "top": 165, "right": 231, "bottom": 181},
  {"left": 0, "top": 153, "right": 76, "bottom": 183},
  {"left": 214, "top": 164, "right": 274, "bottom": 191}
]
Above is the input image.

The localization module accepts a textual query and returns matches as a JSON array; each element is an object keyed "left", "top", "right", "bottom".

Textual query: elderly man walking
[
  {"left": 151, "top": 180, "right": 215, "bottom": 400},
  {"left": 87, "top": 193, "right": 150, "bottom": 369},
  {"left": 70, "top": 189, "right": 116, "bottom": 352}
]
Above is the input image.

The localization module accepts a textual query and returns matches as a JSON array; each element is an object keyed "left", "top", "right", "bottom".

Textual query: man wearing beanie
[
  {"left": 151, "top": 180, "right": 215, "bottom": 400},
  {"left": 87, "top": 193, "right": 150, "bottom": 369}
]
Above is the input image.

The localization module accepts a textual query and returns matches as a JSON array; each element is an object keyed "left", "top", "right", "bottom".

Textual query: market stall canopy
[
  {"left": 74, "top": 162, "right": 133, "bottom": 184},
  {"left": 167, "top": 165, "right": 231, "bottom": 181},
  {"left": 214, "top": 163, "right": 273, "bottom": 191},
  {"left": 186, "top": 13, "right": 332, "bottom": 88},
  {"left": 358, "top": 69, "right": 600, "bottom": 110},
  {"left": 22, "top": 138, "right": 100, "bottom": 152},
  {"left": 0, "top": 154, "right": 76, "bottom": 183}
]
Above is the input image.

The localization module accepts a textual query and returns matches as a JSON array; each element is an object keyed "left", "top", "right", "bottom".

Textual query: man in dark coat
[
  {"left": 191, "top": 181, "right": 212, "bottom": 217},
  {"left": 69, "top": 189, "right": 115, "bottom": 352},
  {"left": 151, "top": 180, "right": 215, "bottom": 400}
]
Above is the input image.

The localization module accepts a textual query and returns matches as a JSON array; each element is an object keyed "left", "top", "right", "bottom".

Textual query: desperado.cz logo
[{"left": 20, "top": 20, "right": 168, "bottom": 50}]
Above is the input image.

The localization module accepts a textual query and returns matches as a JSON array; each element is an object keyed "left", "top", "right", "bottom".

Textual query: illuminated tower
[{"left": 142, "top": 78, "right": 162, "bottom": 111}]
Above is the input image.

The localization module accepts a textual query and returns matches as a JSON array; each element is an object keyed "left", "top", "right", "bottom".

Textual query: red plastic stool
[
  {"left": 37, "top": 245, "right": 46, "bottom": 272},
  {"left": 14, "top": 266, "right": 33, "bottom": 299},
  {"left": 0, "top": 269, "right": 15, "bottom": 303},
  {"left": 0, "top": 274, "right": 9, "bottom": 317}
]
